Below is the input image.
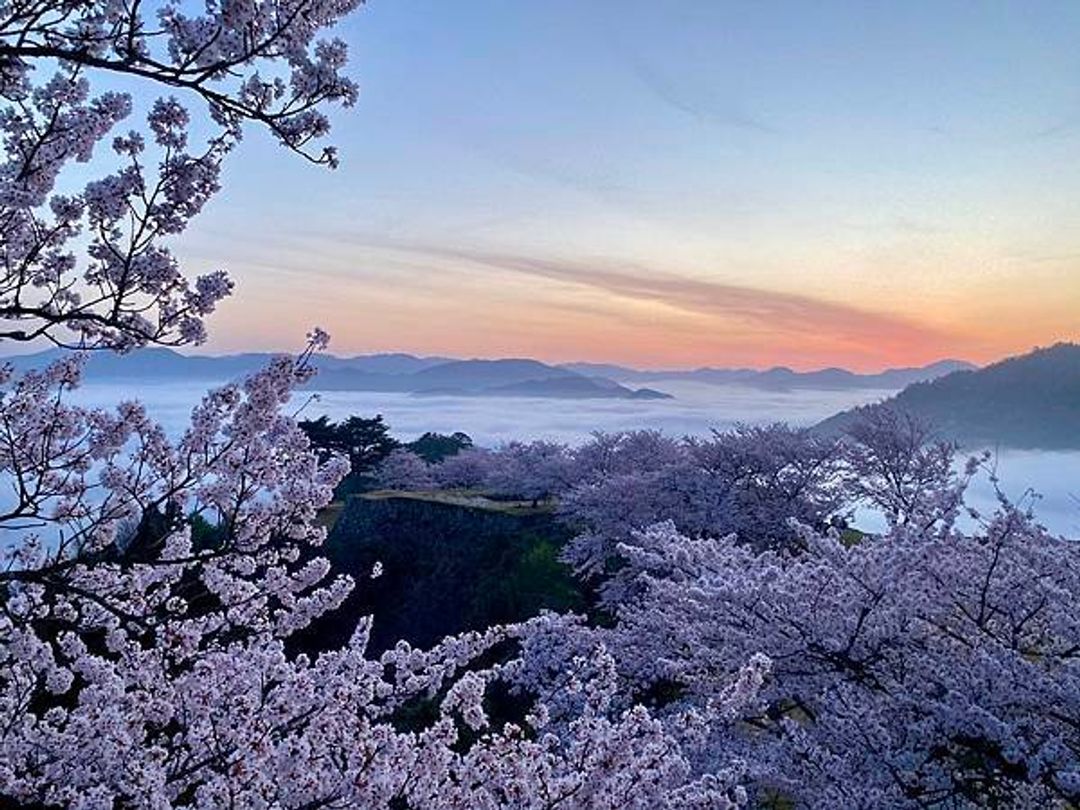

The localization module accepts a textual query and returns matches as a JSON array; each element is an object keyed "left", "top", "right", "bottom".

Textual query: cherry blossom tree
[
  {"left": 598, "top": 464, "right": 1080, "bottom": 806},
  {"left": 482, "top": 440, "right": 577, "bottom": 505},
  {"left": 432, "top": 446, "right": 496, "bottom": 489},
  {"left": 840, "top": 405, "right": 974, "bottom": 533},
  {"left": 376, "top": 447, "right": 434, "bottom": 491},
  {"left": 8, "top": 4, "right": 1070, "bottom": 807},
  {"left": 560, "top": 425, "right": 845, "bottom": 584},
  {"left": 0, "top": 4, "right": 767, "bottom": 806},
  {"left": 571, "top": 429, "right": 685, "bottom": 481},
  {"left": 0, "top": 347, "right": 766, "bottom": 807},
  {"left": 0, "top": 0, "right": 361, "bottom": 348}
]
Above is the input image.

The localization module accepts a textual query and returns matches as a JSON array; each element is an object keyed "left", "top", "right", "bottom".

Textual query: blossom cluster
[
  {"left": 0, "top": 0, "right": 362, "bottom": 349},
  {"left": 601, "top": 502, "right": 1080, "bottom": 805},
  {"left": 3, "top": 3, "right": 1076, "bottom": 806},
  {"left": 418, "top": 425, "right": 847, "bottom": 581},
  {"left": 0, "top": 350, "right": 764, "bottom": 807},
  {"left": 396, "top": 417, "right": 1080, "bottom": 806}
]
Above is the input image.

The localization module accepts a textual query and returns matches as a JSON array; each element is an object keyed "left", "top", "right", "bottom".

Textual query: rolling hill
[{"left": 816, "top": 343, "right": 1080, "bottom": 449}]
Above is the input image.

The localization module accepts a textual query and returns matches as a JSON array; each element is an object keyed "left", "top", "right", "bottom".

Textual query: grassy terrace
[{"left": 358, "top": 488, "right": 557, "bottom": 515}]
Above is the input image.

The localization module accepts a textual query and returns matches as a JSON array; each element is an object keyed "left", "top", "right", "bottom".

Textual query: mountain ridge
[
  {"left": 559, "top": 358, "right": 975, "bottom": 390},
  {"left": 2, "top": 349, "right": 667, "bottom": 401},
  {"left": 3, "top": 349, "right": 981, "bottom": 400},
  {"left": 815, "top": 343, "right": 1080, "bottom": 449}
]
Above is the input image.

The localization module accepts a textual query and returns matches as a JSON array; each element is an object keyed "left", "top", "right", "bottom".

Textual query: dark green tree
[
  {"left": 298, "top": 415, "right": 400, "bottom": 495},
  {"left": 406, "top": 431, "right": 473, "bottom": 463}
]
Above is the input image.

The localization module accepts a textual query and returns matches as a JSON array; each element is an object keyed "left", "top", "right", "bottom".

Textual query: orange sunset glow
[{"left": 156, "top": 1, "right": 1079, "bottom": 371}]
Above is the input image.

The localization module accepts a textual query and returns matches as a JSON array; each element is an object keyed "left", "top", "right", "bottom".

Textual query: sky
[{"left": 176, "top": 0, "right": 1080, "bottom": 371}]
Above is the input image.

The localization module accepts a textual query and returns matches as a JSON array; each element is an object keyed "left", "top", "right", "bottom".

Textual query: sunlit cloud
[{"left": 372, "top": 243, "right": 952, "bottom": 355}]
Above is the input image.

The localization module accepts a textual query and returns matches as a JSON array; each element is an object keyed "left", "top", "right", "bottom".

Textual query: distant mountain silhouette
[
  {"left": 331, "top": 352, "right": 452, "bottom": 375},
  {"left": 481, "top": 377, "right": 672, "bottom": 400},
  {"left": 3, "top": 348, "right": 454, "bottom": 380},
  {"left": 560, "top": 359, "right": 974, "bottom": 390},
  {"left": 4, "top": 347, "right": 256, "bottom": 380},
  {"left": 3, "top": 350, "right": 668, "bottom": 400},
  {"left": 816, "top": 343, "right": 1080, "bottom": 449},
  {"left": 3, "top": 348, "right": 991, "bottom": 402},
  {"left": 305, "top": 359, "right": 666, "bottom": 399},
  {"left": 410, "top": 359, "right": 571, "bottom": 389}
]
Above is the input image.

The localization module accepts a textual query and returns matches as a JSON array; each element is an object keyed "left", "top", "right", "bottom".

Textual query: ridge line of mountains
[
  {"left": 3, "top": 348, "right": 976, "bottom": 399},
  {"left": 4, "top": 342, "right": 1077, "bottom": 447},
  {"left": 815, "top": 342, "right": 1079, "bottom": 450}
]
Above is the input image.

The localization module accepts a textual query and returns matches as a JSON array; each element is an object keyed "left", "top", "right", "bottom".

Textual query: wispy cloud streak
[
  {"left": 618, "top": 48, "right": 776, "bottom": 133},
  {"left": 378, "top": 243, "right": 950, "bottom": 353}
]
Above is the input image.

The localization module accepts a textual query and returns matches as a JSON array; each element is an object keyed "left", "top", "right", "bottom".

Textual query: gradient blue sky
[{"left": 178, "top": 0, "right": 1080, "bottom": 369}]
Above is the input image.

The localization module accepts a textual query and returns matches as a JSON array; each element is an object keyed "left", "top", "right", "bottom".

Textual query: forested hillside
[{"left": 818, "top": 343, "right": 1080, "bottom": 448}]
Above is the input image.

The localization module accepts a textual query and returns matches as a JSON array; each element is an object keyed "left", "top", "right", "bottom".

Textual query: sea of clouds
[{"left": 66, "top": 380, "right": 1079, "bottom": 537}]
